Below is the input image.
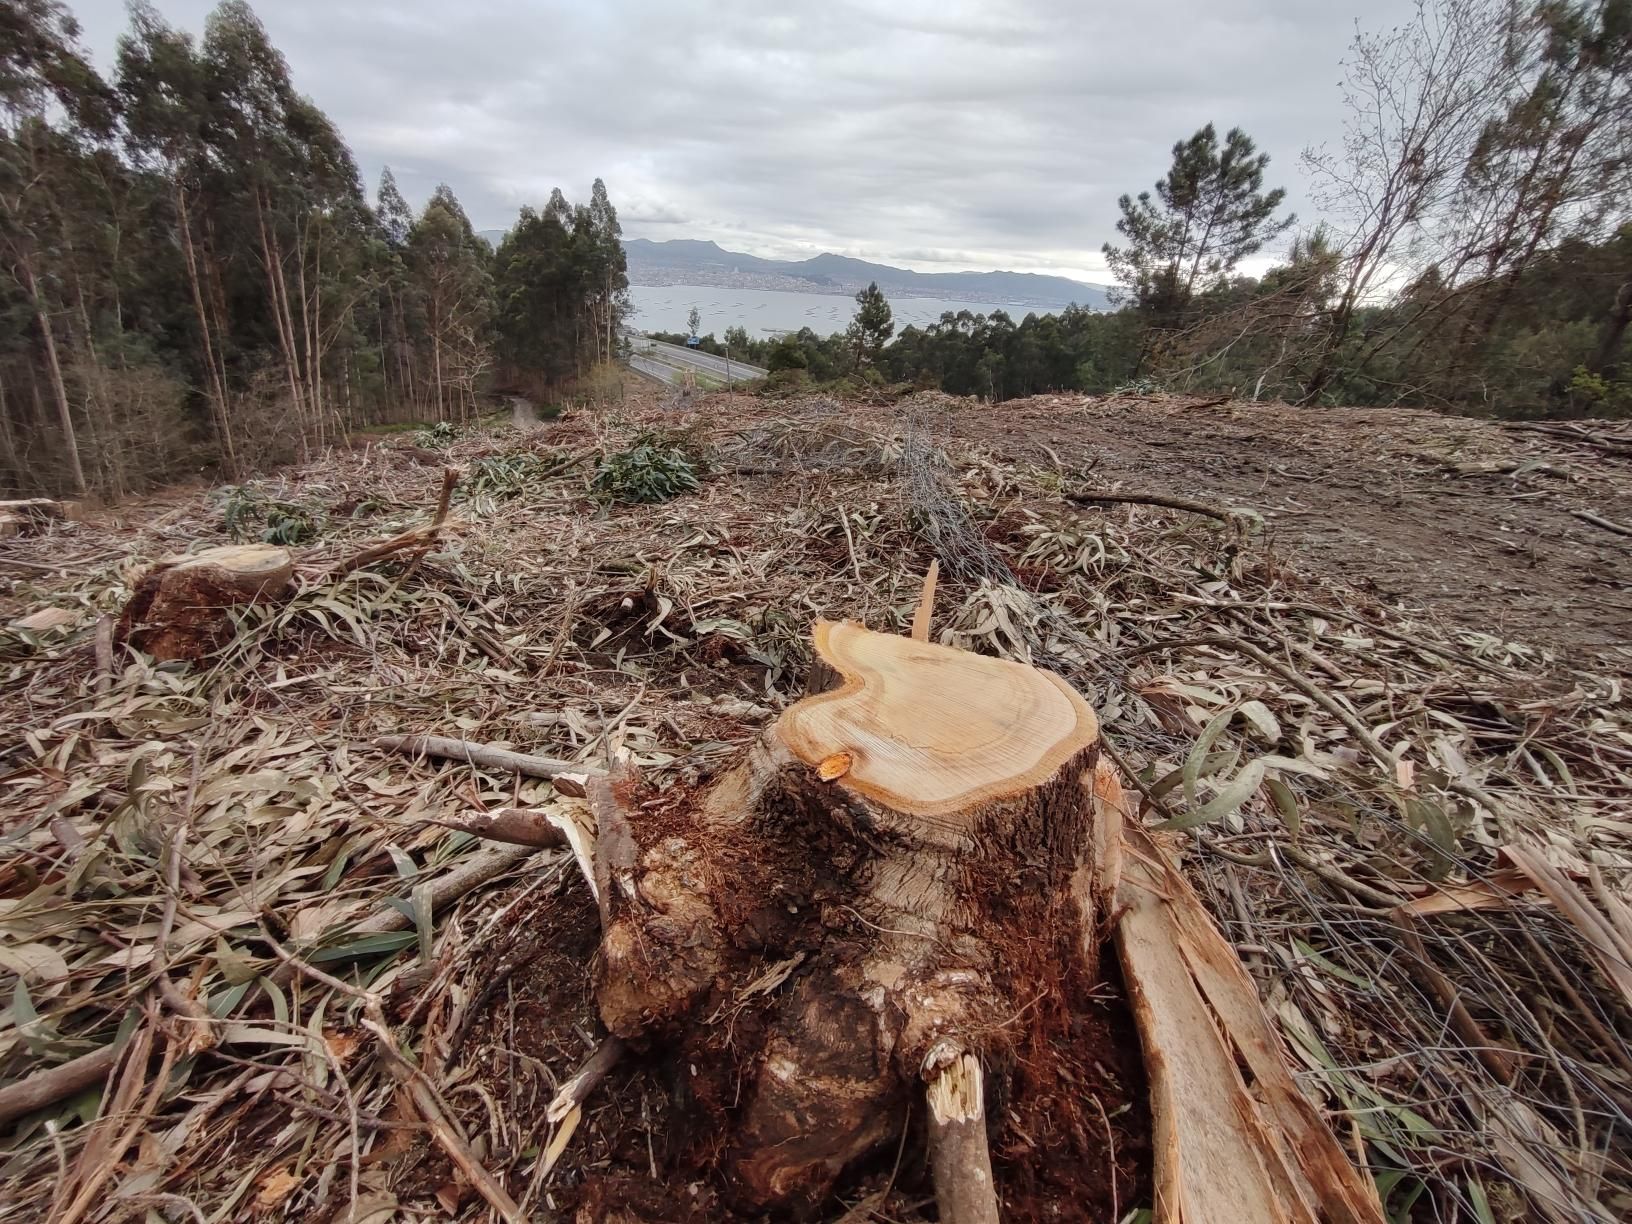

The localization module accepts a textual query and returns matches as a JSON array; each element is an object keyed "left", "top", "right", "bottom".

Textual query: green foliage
[
  {"left": 494, "top": 182, "right": 627, "bottom": 396},
  {"left": 592, "top": 434, "right": 701, "bottom": 504},
  {"left": 1567, "top": 366, "right": 1632, "bottom": 416},
  {"left": 767, "top": 335, "right": 810, "bottom": 372},
  {"left": 221, "top": 486, "right": 321, "bottom": 544},
  {"left": 262, "top": 505, "right": 319, "bottom": 545},
  {"left": 846, "top": 281, "right": 894, "bottom": 367},
  {"left": 463, "top": 452, "right": 548, "bottom": 500},
  {"left": 414, "top": 421, "right": 459, "bottom": 447},
  {"left": 1103, "top": 123, "right": 1294, "bottom": 325}
]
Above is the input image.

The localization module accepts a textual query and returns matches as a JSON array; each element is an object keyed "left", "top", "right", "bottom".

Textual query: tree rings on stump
[{"left": 592, "top": 620, "right": 1109, "bottom": 1213}]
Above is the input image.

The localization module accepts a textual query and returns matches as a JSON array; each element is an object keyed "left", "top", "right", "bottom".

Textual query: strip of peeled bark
[{"left": 594, "top": 620, "right": 1103, "bottom": 1212}]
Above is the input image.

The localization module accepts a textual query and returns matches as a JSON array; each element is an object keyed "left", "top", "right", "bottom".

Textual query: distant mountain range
[
  {"left": 476, "top": 230, "right": 1109, "bottom": 310},
  {"left": 622, "top": 238, "right": 1110, "bottom": 310}
]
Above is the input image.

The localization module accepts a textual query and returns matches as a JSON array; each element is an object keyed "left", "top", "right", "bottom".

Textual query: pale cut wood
[
  {"left": 1116, "top": 823, "right": 1385, "bottom": 1224},
  {"left": 910, "top": 559, "right": 939, "bottom": 642},
  {"left": 0, "top": 497, "right": 82, "bottom": 524},
  {"left": 778, "top": 619, "right": 1097, "bottom": 820},
  {"left": 10, "top": 607, "right": 79, "bottom": 633}
]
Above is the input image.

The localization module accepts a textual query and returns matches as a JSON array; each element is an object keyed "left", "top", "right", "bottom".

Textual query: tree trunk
[
  {"left": 176, "top": 185, "right": 238, "bottom": 476},
  {"left": 26, "top": 269, "right": 87, "bottom": 499},
  {"left": 594, "top": 620, "right": 1107, "bottom": 1213},
  {"left": 115, "top": 544, "right": 293, "bottom": 662},
  {"left": 256, "top": 194, "right": 309, "bottom": 451}
]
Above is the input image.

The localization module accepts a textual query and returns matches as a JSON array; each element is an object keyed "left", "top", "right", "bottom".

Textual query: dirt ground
[{"left": 921, "top": 392, "right": 1631, "bottom": 668}]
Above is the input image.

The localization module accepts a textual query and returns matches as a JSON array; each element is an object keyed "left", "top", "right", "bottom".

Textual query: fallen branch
[
  {"left": 1392, "top": 914, "right": 1519, "bottom": 1085},
  {"left": 432, "top": 807, "right": 567, "bottom": 849},
  {"left": 1067, "top": 488, "right": 1244, "bottom": 526},
  {"left": 547, "top": 1035, "right": 627, "bottom": 1124},
  {"left": 374, "top": 733, "right": 603, "bottom": 782},
  {"left": 270, "top": 842, "right": 543, "bottom": 987},
  {"left": 363, "top": 1002, "right": 522, "bottom": 1221},
  {"left": 1571, "top": 509, "right": 1632, "bottom": 538},
  {"left": 0, "top": 1042, "right": 122, "bottom": 1128},
  {"left": 324, "top": 466, "right": 462, "bottom": 579}
]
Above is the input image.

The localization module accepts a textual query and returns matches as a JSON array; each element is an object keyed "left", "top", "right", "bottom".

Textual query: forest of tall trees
[{"left": 1, "top": 0, "right": 627, "bottom": 500}]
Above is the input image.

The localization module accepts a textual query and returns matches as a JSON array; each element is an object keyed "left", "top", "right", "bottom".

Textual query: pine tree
[
  {"left": 1103, "top": 124, "right": 1294, "bottom": 330},
  {"left": 847, "top": 281, "right": 894, "bottom": 367}
]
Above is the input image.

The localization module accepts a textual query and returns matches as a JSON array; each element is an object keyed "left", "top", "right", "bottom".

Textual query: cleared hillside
[{"left": 0, "top": 390, "right": 1627, "bottom": 1221}]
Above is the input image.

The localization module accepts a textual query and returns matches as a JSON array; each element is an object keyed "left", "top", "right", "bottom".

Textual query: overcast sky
[{"left": 67, "top": 0, "right": 1419, "bottom": 283}]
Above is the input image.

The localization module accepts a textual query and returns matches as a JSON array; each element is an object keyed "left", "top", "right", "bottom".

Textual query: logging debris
[{"left": 0, "top": 390, "right": 1628, "bottom": 1222}]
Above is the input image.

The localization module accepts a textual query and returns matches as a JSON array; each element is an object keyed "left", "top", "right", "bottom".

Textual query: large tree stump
[
  {"left": 594, "top": 620, "right": 1110, "bottom": 1215},
  {"left": 116, "top": 545, "right": 293, "bottom": 662}
]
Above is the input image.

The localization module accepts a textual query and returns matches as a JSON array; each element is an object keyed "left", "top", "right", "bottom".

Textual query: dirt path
[{"left": 930, "top": 394, "right": 1632, "bottom": 670}]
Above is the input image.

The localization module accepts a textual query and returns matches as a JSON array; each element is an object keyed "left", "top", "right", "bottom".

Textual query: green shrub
[
  {"left": 592, "top": 436, "right": 701, "bottom": 504},
  {"left": 414, "top": 421, "right": 459, "bottom": 447},
  {"left": 1567, "top": 365, "right": 1632, "bottom": 416},
  {"left": 221, "top": 486, "right": 321, "bottom": 544}
]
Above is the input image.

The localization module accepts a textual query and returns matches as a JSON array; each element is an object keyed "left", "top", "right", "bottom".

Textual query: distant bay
[{"left": 626, "top": 283, "right": 1062, "bottom": 339}]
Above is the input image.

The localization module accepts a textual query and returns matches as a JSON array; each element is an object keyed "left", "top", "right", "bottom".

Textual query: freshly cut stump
[
  {"left": 594, "top": 621, "right": 1112, "bottom": 1215},
  {"left": 116, "top": 544, "right": 294, "bottom": 662}
]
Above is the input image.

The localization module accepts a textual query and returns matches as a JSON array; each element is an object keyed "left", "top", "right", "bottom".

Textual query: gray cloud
[{"left": 68, "top": 0, "right": 1417, "bottom": 280}]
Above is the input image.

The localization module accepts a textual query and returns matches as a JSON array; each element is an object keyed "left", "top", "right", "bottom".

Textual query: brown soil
[{"left": 925, "top": 393, "right": 1631, "bottom": 667}]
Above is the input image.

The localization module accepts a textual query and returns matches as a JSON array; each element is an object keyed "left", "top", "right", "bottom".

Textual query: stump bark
[
  {"left": 594, "top": 620, "right": 1110, "bottom": 1214},
  {"left": 116, "top": 544, "right": 293, "bottom": 662}
]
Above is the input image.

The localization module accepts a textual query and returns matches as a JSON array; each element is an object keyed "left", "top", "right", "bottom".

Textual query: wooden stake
[{"left": 910, "top": 559, "right": 939, "bottom": 642}]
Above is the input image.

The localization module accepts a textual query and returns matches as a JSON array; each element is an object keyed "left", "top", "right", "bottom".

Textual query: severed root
[
  {"left": 925, "top": 1048, "right": 1000, "bottom": 1224},
  {"left": 547, "top": 1036, "right": 627, "bottom": 1124}
]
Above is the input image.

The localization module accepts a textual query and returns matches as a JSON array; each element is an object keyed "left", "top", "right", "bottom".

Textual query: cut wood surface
[
  {"left": 0, "top": 497, "right": 81, "bottom": 525},
  {"left": 115, "top": 544, "right": 293, "bottom": 662},
  {"left": 778, "top": 619, "right": 1098, "bottom": 819},
  {"left": 9, "top": 607, "right": 79, "bottom": 633},
  {"left": 1116, "top": 823, "right": 1386, "bottom": 1224},
  {"left": 595, "top": 620, "right": 1108, "bottom": 1212}
]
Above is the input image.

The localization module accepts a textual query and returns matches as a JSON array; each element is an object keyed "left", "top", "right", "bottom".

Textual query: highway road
[
  {"left": 627, "top": 334, "right": 767, "bottom": 382},
  {"left": 628, "top": 354, "right": 684, "bottom": 385}
]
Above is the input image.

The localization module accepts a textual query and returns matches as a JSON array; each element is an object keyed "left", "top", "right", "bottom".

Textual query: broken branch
[{"left": 373, "top": 733, "right": 604, "bottom": 782}]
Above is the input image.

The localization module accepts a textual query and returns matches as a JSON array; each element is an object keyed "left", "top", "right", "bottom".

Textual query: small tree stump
[
  {"left": 593, "top": 620, "right": 1108, "bottom": 1214},
  {"left": 116, "top": 545, "right": 294, "bottom": 662}
]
